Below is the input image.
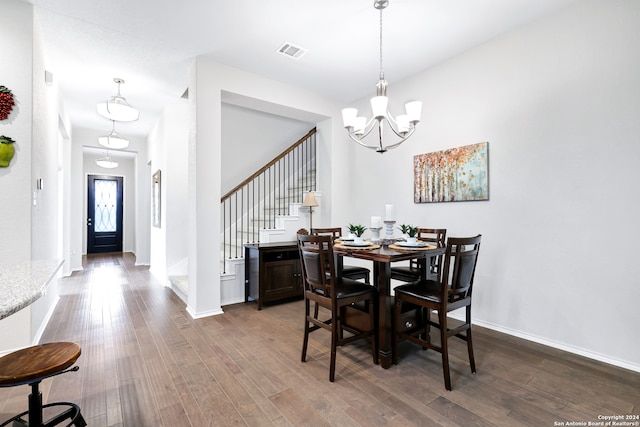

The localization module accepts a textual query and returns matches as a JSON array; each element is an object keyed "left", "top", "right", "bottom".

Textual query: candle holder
[
  {"left": 384, "top": 220, "right": 396, "bottom": 239},
  {"left": 370, "top": 227, "right": 383, "bottom": 242}
]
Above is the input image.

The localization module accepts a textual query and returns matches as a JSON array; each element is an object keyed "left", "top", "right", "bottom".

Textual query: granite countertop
[{"left": 0, "top": 260, "right": 63, "bottom": 320}]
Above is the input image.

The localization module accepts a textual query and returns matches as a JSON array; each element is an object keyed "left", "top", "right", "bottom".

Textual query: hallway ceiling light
[
  {"left": 96, "top": 78, "right": 139, "bottom": 122},
  {"left": 342, "top": 0, "right": 422, "bottom": 153},
  {"left": 95, "top": 152, "right": 118, "bottom": 168},
  {"left": 98, "top": 120, "right": 129, "bottom": 149}
]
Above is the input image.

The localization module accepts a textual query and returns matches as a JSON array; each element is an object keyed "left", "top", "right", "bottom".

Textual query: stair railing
[{"left": 220, "top": 128, "right": 317, "bottom": 271}]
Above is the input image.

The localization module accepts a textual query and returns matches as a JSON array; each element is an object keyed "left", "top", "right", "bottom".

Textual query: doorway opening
[{"left": 87, "top": 175, "right": 123, "bottom": 253}]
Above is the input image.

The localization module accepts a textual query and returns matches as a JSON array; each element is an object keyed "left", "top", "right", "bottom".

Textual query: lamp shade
[
  {"left": 341, "top": 108, "right": 358, "bottom": 129},
  {"left": 97, "top": 78, "right": 140, "bottom": 122},
  {"left": 96, "top": 98, "right": 139, "bottom": 122},
  {"left": 302, "top": 191, "right": 319, "bottom": 207},
  {"left": 98, "top": 130, "right": 129, "bottom": 149},
  {"left": 95, "top": 157, "right": 118, "bottom": 168}
]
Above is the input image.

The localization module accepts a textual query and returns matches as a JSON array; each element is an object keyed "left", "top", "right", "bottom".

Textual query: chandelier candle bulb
[
  {"left": 371, "top": 96, "right": 388, "bottom": 119},
  {"left": 385, "top": 204, "right": 394, "bottom": 221},
  {"left": 342, "top": 108, "right": 357, "bottom": 129},
  {"left": 406, "top": 101, "right": 423, "bottom": 124},
  {"left": 397, "top": 115, "right": 410, "bottom": 134}
]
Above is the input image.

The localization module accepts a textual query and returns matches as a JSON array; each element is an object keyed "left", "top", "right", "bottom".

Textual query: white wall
[
  {"left": 221, "top": 104, "right": 313, "bottom": 194},
  {"left": 0, "top": 0, "right": 65, "bottom": 350},
  {"left": 339, "top": 0, "right": 640, "bottom": 370},
  {"left": 0, "top": 0, "right": 33, "bottom": 262},
  {"left": 147, "top": 101, "right": 190, "bottom": 281}
]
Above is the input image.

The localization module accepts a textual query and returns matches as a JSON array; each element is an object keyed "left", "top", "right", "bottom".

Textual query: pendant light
[
  {"left": 96, "top": 78, "right": 139, "bottom": 122},
  {"left": 342, "top": 0, "right": 422, "bottom": 153},
  {"left": 98, "top": 120, "right": 129, "bottom": 149},
  {"left": 95, "top": 151, "right": 118, "bottom": 169}
]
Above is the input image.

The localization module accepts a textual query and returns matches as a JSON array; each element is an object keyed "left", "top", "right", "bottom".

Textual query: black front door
[{"left": 87, "top": 175, "right": 123, "bottom": 253}]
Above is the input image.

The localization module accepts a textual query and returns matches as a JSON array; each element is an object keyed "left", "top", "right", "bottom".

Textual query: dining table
[{"left": 333, "top": 241, "right": 445, "bottom": 369}]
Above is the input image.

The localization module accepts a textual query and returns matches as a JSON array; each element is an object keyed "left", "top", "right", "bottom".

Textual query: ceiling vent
[{"left": 277, "top": 42, "right": 307, "bottom": 60}]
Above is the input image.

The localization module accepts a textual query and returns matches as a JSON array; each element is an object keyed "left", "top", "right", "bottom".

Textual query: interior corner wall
[
  {"left": 148, "top": 117, "right": 167, "bottom": 281},
  {"left": 72, "top": 127, "right": 144, "bottom": 259},
  {"left": 31, "top": 11, "right": 62, "bottom": 262},
  {"left": 187, "top": 58, "right": 337, "bottom": 317},
  {"left": 161, "top": 102, "right": 189, "bottom": 275},
  {"left": 342, "top": 0, "right": 640, "bottom": 370},
  {"left": 0, "top": 0, "right": 33, "bottom": 262},
  {"left": 221, "top": 104, "right": 313, "bottom": 194}
]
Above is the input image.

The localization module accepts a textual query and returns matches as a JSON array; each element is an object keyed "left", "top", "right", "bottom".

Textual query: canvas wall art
[{"left": 414, "top": 142, "right": 489, "bottom": 203}]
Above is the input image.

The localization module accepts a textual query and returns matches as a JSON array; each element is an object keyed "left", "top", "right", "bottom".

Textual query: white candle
[
  {"left": 385, "top": 204, "right": 394, "bottom": 221},
  {"left": 371, "top": 216, "right": 381, "bottom": 228}
]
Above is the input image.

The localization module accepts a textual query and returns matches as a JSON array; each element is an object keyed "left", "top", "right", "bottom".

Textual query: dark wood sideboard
[{"left": 244, "top": 241, "right": 303, "bottom": 310}]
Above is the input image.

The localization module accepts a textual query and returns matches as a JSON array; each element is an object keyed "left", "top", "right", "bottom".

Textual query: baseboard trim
[{"left": 449, "top": 312, "right": 640, "bottom": 373}]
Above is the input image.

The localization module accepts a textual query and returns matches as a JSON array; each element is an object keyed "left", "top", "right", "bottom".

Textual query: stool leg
[{"left": 28, "top": 381, "right": 44, "bottom": 427}]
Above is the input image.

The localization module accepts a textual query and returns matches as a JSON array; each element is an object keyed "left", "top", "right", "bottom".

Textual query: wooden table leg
[{"left": 373, "top": 261, "right": 393, "bottom": 368}]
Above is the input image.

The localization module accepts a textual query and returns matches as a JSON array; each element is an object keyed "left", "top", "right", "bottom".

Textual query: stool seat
[
  {"left": 0, "top": 342, "right": 86, "bottom": 427},
  {"left": 0, "top": 342, "right": 81, "bottom": 387}
]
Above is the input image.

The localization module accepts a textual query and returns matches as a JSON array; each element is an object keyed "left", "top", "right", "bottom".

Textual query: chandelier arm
[
  {"left": 347, "top": 132, "right": 381, "bottom": 151},
  {"left": 383, "top": 117, "right": 412, "bottom": 139},
  {"left": 382, "top": 128, "right": 417, "bottom": 151}
]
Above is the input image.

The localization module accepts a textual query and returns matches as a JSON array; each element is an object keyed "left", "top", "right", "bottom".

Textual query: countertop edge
[{"left": 0, "top": 259, "right": 64, "bottom": 320}]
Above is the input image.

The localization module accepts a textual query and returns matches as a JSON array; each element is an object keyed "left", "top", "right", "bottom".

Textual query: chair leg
[
  {"left": 301, "top": 299, "right": 310, "bottom": 363},
  {"left": 421, "top": 307, "right": 431, "bottom": 348},
  {"left": 439, "top": 310, "right": 452, "bottom": 391},
  {"left": 329, "top": 312, "right": 338, "bottom": 382},
  {"left": 466, "top": 305, "right": 476, "bottom": 374}
]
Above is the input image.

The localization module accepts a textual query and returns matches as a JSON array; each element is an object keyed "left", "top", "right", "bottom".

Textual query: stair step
[{"left": 168, "top": 275, "right": 188, "bottom": 301}]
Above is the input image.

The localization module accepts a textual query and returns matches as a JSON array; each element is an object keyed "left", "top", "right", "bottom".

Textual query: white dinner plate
[
  {"left": 341, "top": 241, "right": 373, "bottom": 247},
  {"left": 396, "top": 241, "right": 430, "bottom": 248}
]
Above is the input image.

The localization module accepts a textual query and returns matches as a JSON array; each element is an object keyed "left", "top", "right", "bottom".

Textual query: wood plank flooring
[{"left": 1, "top": 253, "right": 638, "bottom": 426}]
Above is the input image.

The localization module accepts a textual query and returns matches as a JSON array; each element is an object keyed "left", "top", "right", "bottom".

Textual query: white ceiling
[{"left": 24, "top": 0, "right": 578, "bottom": 139}]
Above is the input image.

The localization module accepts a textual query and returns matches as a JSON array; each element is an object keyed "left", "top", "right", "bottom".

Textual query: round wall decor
[
  {"left": 0, "top": 135, "right": 16, "bottom": 167},
  {"left": 0, "top": 86, "right": 16, "bottom": 121}
]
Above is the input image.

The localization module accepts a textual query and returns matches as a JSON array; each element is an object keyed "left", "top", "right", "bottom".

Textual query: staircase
[
  {"left": 220, "top": 128, "right": 317, "bottom": 270},
  {"left": 167, "top": 128, "right": 317, "bottom": 306}
]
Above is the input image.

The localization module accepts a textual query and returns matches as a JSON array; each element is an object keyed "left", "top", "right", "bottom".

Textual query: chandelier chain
[{"left": 379, "top": 6, "right": 384, "bottom": 80}]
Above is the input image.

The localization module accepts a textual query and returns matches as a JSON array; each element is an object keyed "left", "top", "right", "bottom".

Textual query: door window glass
[{"left": 94, "top": 179, "right": 117, "bottom": 232}]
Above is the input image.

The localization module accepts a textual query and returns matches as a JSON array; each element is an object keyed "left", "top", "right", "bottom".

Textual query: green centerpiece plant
[
  {"left": 347, "top": 223, "right": 367, "bottom": 237},
  {"left": 398, "top": 224, "right": 418, "bottom": 238}
]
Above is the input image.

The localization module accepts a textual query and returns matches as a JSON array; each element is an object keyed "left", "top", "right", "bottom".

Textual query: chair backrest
[
  {"left": 417, "top": 228, "right": 447, "bottom": 247},
  {"left": 410, "top": 228, "right": 447, "bottom": 276},
  {"left": 310, "top": 227, "right": 342, "bottom": 239},
  {"left": 440, "top": 235, "right": 482, "bottom": 303},
  {"left": 298, "top": 233, "right": 337, "bottom": 298}
]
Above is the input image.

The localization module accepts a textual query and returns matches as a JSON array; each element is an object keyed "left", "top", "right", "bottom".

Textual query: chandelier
[
  {"left": 96, "top": 78, "right": 139, "bottom": 122},
  {"left": 341, "top": 0, "right": 422, "bottom": 153},
  {"left": 98, "top": 120, "right": 129, "bottom": 149}
]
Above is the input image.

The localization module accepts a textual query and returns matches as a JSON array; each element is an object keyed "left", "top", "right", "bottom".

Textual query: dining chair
[
  {"left": 311, "top": 227, "right": 371, "bottom": 282},
  {"left": 390, "top": 228, "right": 447, "bottom": 283},
  {"left": 392, "top": 234, "right": 481, "bottom": 390},
  {"left": 297, "top": 233, "right": 378, "bottom": 382}
]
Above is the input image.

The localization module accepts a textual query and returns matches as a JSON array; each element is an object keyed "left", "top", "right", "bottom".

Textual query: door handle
[{"left": 87, "top": 218, "right": 92, "bottom": 226}]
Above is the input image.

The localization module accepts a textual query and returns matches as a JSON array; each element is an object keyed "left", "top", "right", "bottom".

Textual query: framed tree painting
[{"left": 414, "top": 142, "right": 489, "bottom": 203}]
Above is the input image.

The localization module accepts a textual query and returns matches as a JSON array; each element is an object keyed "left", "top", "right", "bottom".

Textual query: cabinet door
[{"left": 263, "top": 260, "right": 298, "bottom": 301}]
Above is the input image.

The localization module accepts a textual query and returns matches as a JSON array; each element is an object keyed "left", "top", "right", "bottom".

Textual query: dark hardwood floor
[{"left": 1, "top": 253, "right": 638, "bottom": 426}]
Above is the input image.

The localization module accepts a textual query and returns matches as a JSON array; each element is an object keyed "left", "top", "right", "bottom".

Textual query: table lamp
[{"left": 302, "top": 191, "right": 319, "bottom": 231}]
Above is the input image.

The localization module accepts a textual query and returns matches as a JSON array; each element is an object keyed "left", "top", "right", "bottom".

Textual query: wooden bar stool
[{"left": 0, "top": 342, "right": 86, "bottom": 427}]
